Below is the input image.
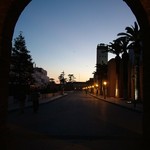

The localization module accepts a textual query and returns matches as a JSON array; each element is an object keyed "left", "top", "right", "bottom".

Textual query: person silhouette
[
  {"left": 31, "top": 87, "right": 40, "bottom": 113},
  {"left": 17, "top": 86, "right": 26, "bottom": 114}
]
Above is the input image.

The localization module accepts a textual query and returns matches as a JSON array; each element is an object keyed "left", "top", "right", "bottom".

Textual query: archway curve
[
  {"left": 0, "top": 0, "right": 150, "bottom": 147},
  {"left": 0, "top": 0, "right": 31, "bottom": 138}
]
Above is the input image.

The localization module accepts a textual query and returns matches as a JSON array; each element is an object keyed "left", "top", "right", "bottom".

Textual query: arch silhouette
[{"left": 0, "top": 0, "right": 150, "bottom": 148}]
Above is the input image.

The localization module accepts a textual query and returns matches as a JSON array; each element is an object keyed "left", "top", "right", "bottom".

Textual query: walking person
[
  {"left": 31, "top": 87, "right": 40, "bottom": 113},
  {"left": 17, "top": 86, "right": 26, "bottom": 114}
]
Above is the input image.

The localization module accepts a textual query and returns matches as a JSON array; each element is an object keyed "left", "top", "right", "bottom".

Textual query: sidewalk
[
  {"left": 8, "top": 93, "right": 68, "bottom": 112},
  {"left": 90, "top": 94, "right": 143, "bottom": 113}
]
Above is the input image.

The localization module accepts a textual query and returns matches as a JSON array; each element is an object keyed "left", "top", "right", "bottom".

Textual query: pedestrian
[
  {"left": 31, "top": 87, "right": 40, "bottom": 113},
  {"left": 17, "top": 87, "right": 26, "bottom": 114}
]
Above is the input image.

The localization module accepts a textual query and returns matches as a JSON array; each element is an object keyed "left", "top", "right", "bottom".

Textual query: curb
[{"left": 90, "top": 94, "right": 143, "bottom": 113}]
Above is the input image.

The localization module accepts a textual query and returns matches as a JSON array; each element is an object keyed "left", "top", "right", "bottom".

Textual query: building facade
[
  {"left": 95, "top": 43, "right": 108, "bottom": 95},
  {"left": 32, "top": 67, "right": 50, "bottom": 88},
  {"left": 96, "top": 43, "right": 108, "bottom": 65}
]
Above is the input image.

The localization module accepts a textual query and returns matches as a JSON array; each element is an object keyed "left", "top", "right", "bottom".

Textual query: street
[{"left": 6, "top": 91, "right": 143, "bottom": 150}]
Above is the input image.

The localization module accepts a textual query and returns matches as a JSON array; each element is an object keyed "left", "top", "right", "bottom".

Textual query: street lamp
[
  {"left": 95, "top": 84, "right": 98, "bottom": 88},
  {"left": 103, "top": 81, "right": 107, "bottom": 99}
]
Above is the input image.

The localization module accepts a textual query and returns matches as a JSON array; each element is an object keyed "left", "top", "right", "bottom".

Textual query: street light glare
[{"left": 103, "top": 81, "right": 107, "bottom": 86}]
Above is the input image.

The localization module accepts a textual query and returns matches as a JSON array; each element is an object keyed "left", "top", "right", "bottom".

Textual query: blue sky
[{"left": 13, "top": 0, "right": 137, "bottom": 83}]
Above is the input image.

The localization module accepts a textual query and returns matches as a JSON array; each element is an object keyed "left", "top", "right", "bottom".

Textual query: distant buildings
[
  {"left": 94, "top": 43, "right": 108, "bottom": 95},
  {"left": 32, "top": 67, "right": 50, "bottom": 88},
  {"left": 96, "top": 43, "right": 108, "bottom": 65}
]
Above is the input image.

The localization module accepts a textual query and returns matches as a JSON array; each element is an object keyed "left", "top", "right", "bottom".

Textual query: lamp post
[{"left": 103, "top": 81, "right": 107, "bottom": 99}]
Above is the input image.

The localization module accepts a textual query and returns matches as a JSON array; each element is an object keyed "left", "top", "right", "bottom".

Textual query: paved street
[{"left": 6, "top": 91, "right": 143, "bottom": 150}]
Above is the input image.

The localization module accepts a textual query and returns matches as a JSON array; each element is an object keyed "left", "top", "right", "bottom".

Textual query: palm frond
[{"left": 125, "top": 26, "right": 135, "bottom": 36}]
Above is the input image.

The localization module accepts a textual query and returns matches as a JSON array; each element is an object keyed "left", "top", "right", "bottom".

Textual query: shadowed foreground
[{"left": 6, "top": 92, "right": 143, "bottom": 150}]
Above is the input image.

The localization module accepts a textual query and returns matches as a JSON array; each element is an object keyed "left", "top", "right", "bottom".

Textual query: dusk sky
[{"left": 13, "top": 0, "right": 137, "bottom": 83}]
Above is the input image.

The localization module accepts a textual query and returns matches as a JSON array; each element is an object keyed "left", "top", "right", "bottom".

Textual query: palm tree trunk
[{"left": 122, "top": 52, "right": 129, "bottom": 99}]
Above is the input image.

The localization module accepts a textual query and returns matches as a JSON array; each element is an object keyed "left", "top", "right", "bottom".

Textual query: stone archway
[
  {"left": 0, "top": 0, "right": 150, "bottom": 148},
  {"left": 123, "top": 1, "right": 150, "bottom": 143},
  {"left": 0, "top": 0, "right": 31, "bottom": 142}
]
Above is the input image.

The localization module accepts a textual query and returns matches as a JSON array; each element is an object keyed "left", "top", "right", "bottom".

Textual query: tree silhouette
[
  {"left": 118, "top": 22, "right": 142, "bottom": 101},
  {"left": 10, "top": 31, "right": 34, "bottom": 90},
  {"left": 108, "top": 39, "right": 123, "bottom": 97},
  {"left": 58, "top": 71, "right": 67, "bottom": 85},
  {"left": 116, "top": 36, "right": 130, "bottom": 99}
]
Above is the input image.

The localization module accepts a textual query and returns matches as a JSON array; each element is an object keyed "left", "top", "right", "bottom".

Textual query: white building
[
  {"left": 32, "top": 67, "right": 50, "bottom": 88},
  {"left": 96, "top": 43, "right": 108, "bottom": 65}
]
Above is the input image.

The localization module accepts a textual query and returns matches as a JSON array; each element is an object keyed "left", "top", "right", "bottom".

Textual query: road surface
[{"left": 6, "top": 91, "right": 143, "bottom": 150}]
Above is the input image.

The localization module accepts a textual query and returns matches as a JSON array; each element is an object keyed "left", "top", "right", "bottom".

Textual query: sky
[{"left": 13, "top": 0, "right": 137, "bottom": 83}]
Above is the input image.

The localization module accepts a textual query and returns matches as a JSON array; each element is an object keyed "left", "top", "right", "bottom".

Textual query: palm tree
[
  {"left": 58, "top": 71, "right": 67, "bottom": 94},
  {"left": 117, "top": 21, "right": 142, "bottom": 101},
  {"left": 116, "top": 36, "right": 130, "bottom": 99},
  {"left": 58, "top": 71, "right": 67, "bottom": 84},
  {"left": 107, "top": 39, "right": 123, "bottom": 98}
]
